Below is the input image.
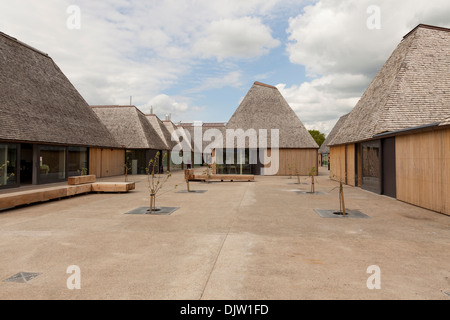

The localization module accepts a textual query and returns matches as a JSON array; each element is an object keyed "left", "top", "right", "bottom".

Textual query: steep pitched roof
[
  {"left": 225, "top": 82, "right": 318, "bottom": 149},
  {"left": 319, "top": 113, "right": 350, "bottom": 154},
  {"left": 0, "top": 32, "right": 118, "bottom": 147},
  {"left": 146, "top": 114, "right": 177, "bottom": 150},
  {"left": 440, "top": 116, "right": 450, "bottom": 127},
  {"left": 179, "top": 122, "right": 227, "bottom": 153},
  {"left": 92, "top": 106, "right": 167, "bottom": 150},
  {"left": 331, "top": 24, "right": 450, "bottom": 146},
  {"left": 163, "top": 121, "right": 193, "bottom": 151}
]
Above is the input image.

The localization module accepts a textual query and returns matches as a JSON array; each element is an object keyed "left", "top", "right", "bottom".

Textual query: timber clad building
[
  {"left": 328, "top": 24, "right": 450, "bottom": 216},
  {"left": 0, "top": 31, "right": 121, "bottom": 189},
  {"left": 217, "top": 82, "right": 319, "bottom": 176}
]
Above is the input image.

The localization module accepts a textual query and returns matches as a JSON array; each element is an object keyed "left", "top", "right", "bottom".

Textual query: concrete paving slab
[{"left": 0, "top": 168, "right": 449, "bottom": 300}]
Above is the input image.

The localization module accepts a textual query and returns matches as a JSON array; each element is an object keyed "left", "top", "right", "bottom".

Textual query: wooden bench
[
  {"left": 184, "top": 170, "right": 254, "bottom": 182},
  {"left": 0, "top": 177, "right": 135, "bottom": 210}
]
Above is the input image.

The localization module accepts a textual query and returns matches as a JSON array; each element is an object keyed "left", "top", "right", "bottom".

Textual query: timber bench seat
[
  {"left": 186, "top": 172, "right": 255, "bottom": 182},
  {"left": 0, "top": 181, "right": 135, "bottom": 210}
]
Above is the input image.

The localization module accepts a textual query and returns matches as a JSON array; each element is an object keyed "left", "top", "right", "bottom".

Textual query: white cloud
[
  {"left": 0, "top": 0, "right": 285, "bottom": 120},
  {"left": 194, "top": 17, "right": 280, "bottom": 61},
  {"left": 283, "top": 0, "right": 450, "bottom": 133}
]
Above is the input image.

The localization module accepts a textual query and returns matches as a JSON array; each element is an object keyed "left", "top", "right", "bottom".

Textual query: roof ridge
[
  {"left": 373, "top": 28, "right": 419, "bottom": 135},
  {"left": 254, "top": 81, "right": 277, "bottom": 89},
  {"left": 0, "top": 31, "right": 49, "bottom": 57},
  {"left": 403, "top": 24, "right": 450, "bottom": 40}
]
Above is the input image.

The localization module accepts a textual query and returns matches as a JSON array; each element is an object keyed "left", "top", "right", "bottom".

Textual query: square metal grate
[
  {"left": 125, "top": 207, "right": 180, "bottom": 215},
  {"left": 314, "top": 209, "right": 370, "bottom": 219},
  {"left": 4, "top": 272, "right": 41, "bottom": 283}
]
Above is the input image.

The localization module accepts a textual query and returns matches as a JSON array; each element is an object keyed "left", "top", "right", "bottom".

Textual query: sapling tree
[
  {"left": 308, "top": 167, "right": 318, "bottom": 193},
  {"left": 124, "top": 162, "right": 131, "bottom": 182},
  {"left": 77, "top": 168, "right": 88, "bottom": 176},
  {"left": 146, "top": 152, "right": 175, "bottom": 213}
]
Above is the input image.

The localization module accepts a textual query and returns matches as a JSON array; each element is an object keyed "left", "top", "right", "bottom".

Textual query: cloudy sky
[{"left": 2, "top": 0, "right": 450, "bottom": 134}]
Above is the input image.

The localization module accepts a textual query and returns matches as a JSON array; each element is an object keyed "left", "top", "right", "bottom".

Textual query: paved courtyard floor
[{"left": 0, "top": 167, "right": 449, "bottom": 300}]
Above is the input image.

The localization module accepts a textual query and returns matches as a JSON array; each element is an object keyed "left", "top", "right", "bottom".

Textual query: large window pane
[
  {"left": 40, "top": 146, "right": 66, "bottom": 183},
  {"left": 362, "top": 141, "right": 381, "bottom": 193},
  {"left": 68, "top": 147, "right": 88, "bottom": 177},
  {"left": 126, "top": 150, "right": 147, "bottom": 175},
  {"left": 0, "top": 144, "right": 18, "bottom": 187}
]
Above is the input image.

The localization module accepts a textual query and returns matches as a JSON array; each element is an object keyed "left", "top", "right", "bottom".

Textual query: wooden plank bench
[
  {"left": 0, "top": 180, "right": 136, "bottom": 210},
  {"left": 184, "top": 170, "right": 254, "bottom": 182}
]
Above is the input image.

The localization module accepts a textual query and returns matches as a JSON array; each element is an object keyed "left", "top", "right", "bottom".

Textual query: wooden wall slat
[
  {"left": 330, "top": 145, "right": 346, "bottom": 182},
  {"left": 265, "top": 149, "right": 318, "bottom": 176},
  {"left": 396, "top": 129, "right": 449, "bottom": 215},
  {"left": 89, "top": 148, "right": 125, "bottom": 178},
  {"left": 346, "top": 144, "right": 356, "bottom": 186}
]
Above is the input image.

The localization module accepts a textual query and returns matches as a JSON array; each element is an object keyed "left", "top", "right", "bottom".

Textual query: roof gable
[
  {"left": 0, "top": 32, "right": 119, "bottom": 147},
  {"left": 92, "top": 106, "right": 167, "bottom": 150},
  {"left": 331, "top": 25, "right": 450, "bottom": 145},
  {"left": 226, "top": 82, "right": 318, "bottom": 149}
]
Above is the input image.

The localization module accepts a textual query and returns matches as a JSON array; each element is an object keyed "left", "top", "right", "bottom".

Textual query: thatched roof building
[
  {"left": 91, "top": 106, "right": 167, "bottom": 150},
  {"left": 0, "top": 32, "right": 118, "bottom": 148},
  {"left": 318, "top": 113, "right": 349, "bottom": 155},
  {"left": 146, "top": 114, "right": 178, "bottom": 150},
  {"left": 178, "top": 122, "right": 227, "bottom": 153},
  {"left": 330, "top": 24, "right": 450, "bottom": 146},
  {"left": 225, "top": 82, "right": 318, "bottom": 149}
]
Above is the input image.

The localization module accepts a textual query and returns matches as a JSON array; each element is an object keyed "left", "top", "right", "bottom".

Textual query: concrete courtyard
[{"left": 0, "top": 167, "right": 449, "bottom": 300}]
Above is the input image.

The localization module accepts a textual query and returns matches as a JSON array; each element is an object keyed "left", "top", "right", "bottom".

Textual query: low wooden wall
[
  {"left": 89, "top": 148, "right": 125, "bottom": 178},
  {"left": 265, "top": 148, "right": 318, "bottom": 176},
  {"left": 396, "top": 128, "right": 450, "bottom": 216}
]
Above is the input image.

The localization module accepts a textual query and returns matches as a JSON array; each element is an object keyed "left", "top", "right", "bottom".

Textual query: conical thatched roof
[
  {"left": 92, "top": 106, "right": 167, "bottom": 150},
  {"left": 319, "top": 114, "right": 350, "bottom": 154},
  {"left": 331, "top": 25, "right": 450, "bottom": 146},
  {"left": 146, "top": 114, "right": 177, "bottom": 150},
  {"left": 225, "top": 82, "right": 318, "bottom": 149},
  {"left": 163, "top": 120, "right": 193, "bottom": 151},
  {"left": 0, "top": 32, "right": 119, "bottom": 147}
]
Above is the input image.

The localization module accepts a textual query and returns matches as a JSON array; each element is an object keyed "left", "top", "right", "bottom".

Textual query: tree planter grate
[
  {"left": 4, "top": 272, "right": 41, "bottom": 283},
  {"left": 296, "top": 191, "right": 327, "bottom": 195},
  {"left": 125, "top": 207, "right": 179, "bottom": 215},
  {"left": 314, "top": 209, "right": 370, "bottom": 219},
  {"left": 176, "top": 190, "right": 208, "bottom": 194}
]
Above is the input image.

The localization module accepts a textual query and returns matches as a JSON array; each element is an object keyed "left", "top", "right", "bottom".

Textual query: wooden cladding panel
[
  {"left": 330, "top": 145, "right": 346, "bottom": 182},
  {"left": 89, "top": 148, "right": 125, "bottom": 178},
  {"left": 268, "top": 149, "right": 318, "bottom": 176},
  {"left": 346, "top": 144, "right": 356, "bottom": 187},
  {"left": 396, "top": 129, "right": 449, "bottom": 215}
]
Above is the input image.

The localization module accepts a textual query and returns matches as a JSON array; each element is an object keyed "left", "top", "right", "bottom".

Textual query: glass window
[
  {"left": 126, "top": 150, "right": 147, "bottom": 175},
  {"left": 68, "top": 147, "right": 88, "bottom": 177},
  {"left": 0, "top": 144, "right": 18, "bottom": 187},
  {"left": 362, "top": 141, "right": 381, "bottom": 193},
  {"left": 39, "top": 146, "right": 66, "bottom": 183}
]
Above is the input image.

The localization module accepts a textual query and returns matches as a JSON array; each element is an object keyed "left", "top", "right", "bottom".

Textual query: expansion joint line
[{"left": 199, "top": 184, "right": 250, "bottom": 300}]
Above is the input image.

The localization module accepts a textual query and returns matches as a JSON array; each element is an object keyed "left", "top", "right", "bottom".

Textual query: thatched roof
[
  {"left": 331, "top": 25, "right": 450, "bottom": 146},
  {"left": 92, "top": 106, "right": 167, "bottom": 150},
  {"left": 0, "top": 32, "right": 119, "bottom": 147},
  {"left": 319, "top": 113, "right": 349, "bottom": 154},
  {"left": 146, "top": 114, "right": 177, "bottom": 150},
  {"left": 225, "top": 82, "right": 318, "bottom": 149},
  {"left": 163, "top": 121, "right": 193, "bottom": 151},
  {"left": 179, "top": 122, "right": 227, "bottom": 153},
  {"left": 440, "top": 117, "right": 450, "bottom": 127}
]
